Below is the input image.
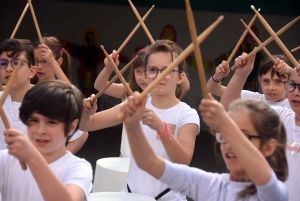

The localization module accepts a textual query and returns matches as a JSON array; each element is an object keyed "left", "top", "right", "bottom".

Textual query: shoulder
[
  {"left": 271, "top": 106, "right": 294, "bottom": 119},
  {"left": 241, "top": 90, "right": 265, "bottom": 100}
]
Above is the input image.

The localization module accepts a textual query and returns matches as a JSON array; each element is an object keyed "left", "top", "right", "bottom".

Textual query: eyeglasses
[
  {"left": 215, "top": 132, "right": 262, "bottom": 144},
  {"left": 284, "top": 80, "right": 300, "bottom": 93},
  {"left": 35, "top": 59, "right": 48, "bottom": 67},
  {"left": 144, "top": 67, "right": 181, "bottom": 79},
  {"left": 0, "top": 58, "right": 31, "bottom": 69}
]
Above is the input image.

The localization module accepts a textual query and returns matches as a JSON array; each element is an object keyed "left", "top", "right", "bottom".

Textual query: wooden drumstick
[
  {"left": 226, "top": 9, "right": 260, "bottom": 65},
  {"left": 291, "top": 46, "right": 300, "bottom": 53},
  {"left": 100, "top": 46, "right": 133, "bottom": 95},
  {"left": 118, "top": 15, "right": 224, "bottom": 120},
  {"left": 117, "top": 5, "right": 154, "bottom": 54},
  {"left": 93, "top": 55, "right": 138, "bottom": 100},
  {"left": 28, "top": 0, "right": 43, "bottom": 44},
  {"left": 0, "top": 57, "right": 27, "bottom": 170},
  {"left": 128, "top": 0, "right": 155, "bottom": 44},
  {"left": 240, "top": 19, "right": 275, "bottom": 62},
  {"left": 11, "top": 3, "right": 29, "bottom": 39},
  {"left": 231, "top": 15, "right": 300, "bottom": 70},
  {"left": 251, "top": 5, "right": 299, "bottom": 66}
]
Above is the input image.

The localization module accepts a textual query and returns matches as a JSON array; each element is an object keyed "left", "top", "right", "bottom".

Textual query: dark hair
[
  {"left": 0, "top": 38, "right": 35, "bottom": 66},
  {"left": 258, "top": 54, "right": 292, "bottom": 79},
  {"left": 144, "top": 40, "right": 186, "bottom": 98},
  {"left": 20, "top": 80, "right": 83, "bottom": 140},
  {"left": 228, "top": 99, "right": 288, "bottom": 198},
  {"left": 128, "top": 50, "right": 147, "bottom": 93},
  {"left": 33, "top": 36, "right": 71, "bottom": 82}
]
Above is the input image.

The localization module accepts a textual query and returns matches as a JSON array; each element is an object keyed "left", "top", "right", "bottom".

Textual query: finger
[
  {"left": 241, "top": 53, "right": 248, "bottom": 65},
  {"left": 207, "top": 93, "right": 215, "bottom": 101}
]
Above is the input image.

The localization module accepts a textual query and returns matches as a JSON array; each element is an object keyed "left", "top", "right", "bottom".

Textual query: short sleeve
[
  {"left": 178, "top": 107, "right": 200, "bottom": 135},
  {"left": 68, "top": 129, "right": 84, "bottom": 142},
  {"left": 271, "top": 106, "right": 294, "bottom": 119},
  {"left": 241, "top": 90, "right": 264, "bottom": 101}
]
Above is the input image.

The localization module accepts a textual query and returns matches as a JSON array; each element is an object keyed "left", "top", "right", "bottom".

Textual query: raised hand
[
  {"left": 104, "top": 50, "right": 120, "bottom": 70},
  {"left": 273, "top": 58, "right": 293, "bottom": 75},
  {"left": 83, "top": 94, "right": 97, "bottom": 115},
  {"left": 214, "top": 60, "right": 230, "bottom": 81},
  {"left": 234, "top": 52, "right": 256, "bottom": 77}
]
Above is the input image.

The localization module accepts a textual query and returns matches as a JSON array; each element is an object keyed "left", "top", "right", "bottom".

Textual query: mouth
[
  {"left": 226, "top": 153, "right": 237, "bottom": 159},
  {"left": 5, "top": 75, "right": 11, "bottom": 80},
  {"left": 35, "top": 139, "right": 50, "bottom": 145},
  {"left": 37, "top": 72, "right": 44, "bottom": 76},
  {"left": 292, "top": 100, "right": 300, "bottom": 104},
  {"left": 267, "top": 93, "right": 277, "bottom": 97}
]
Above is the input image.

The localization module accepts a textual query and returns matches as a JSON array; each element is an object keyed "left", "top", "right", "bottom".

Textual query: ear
[
  {"left": 258, "top": 76, "right": 262, "bottom": 84},
  {"left": 29, "top": 66, "right": 37, "bottom": 79},
  {"left": 261, "top": 138, "right": 277, "bottom": 157},
  {"left": 56, "top": 58, "right": 63, "bottom": 67},
  {"left": 176, "top": 72, "right": 185, "bottom": 85},
  {"left": 67, "top": 119, "right": 79, "bottom": 138}
]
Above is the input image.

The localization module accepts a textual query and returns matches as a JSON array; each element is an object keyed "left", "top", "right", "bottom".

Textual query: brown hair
[
  {"left": 144, "top": 40, "right": 186, "bottom": 98},
  {"left": 33, "top": 36, "right": 71, "bottom": 83},
  {"left": 228, "top": 99, "right": 288, "bottom": 198}
]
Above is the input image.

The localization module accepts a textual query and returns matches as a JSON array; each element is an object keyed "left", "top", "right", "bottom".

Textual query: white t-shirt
[
  {"left": 123, "top": 97, "right": 200, "bottom": 201},
  {"left": 0, "top": 150, "right": 93, "bottom": 201},
  {"left": 271, "top": 106, "right": 300, "bottom": 201},
  {"left": 0, "top": 92, "right": 84, "bottom": 150},
  {"left": 159, "top": 160, "right": 287, "bottom": 201},
  {"left": 241, "top": 90, "right": 291, "bottom": 109},
  {"left": 120, "top": 123, "right": 131, "bottom": 158}
]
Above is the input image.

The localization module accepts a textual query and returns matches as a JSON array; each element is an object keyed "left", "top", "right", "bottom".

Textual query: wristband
[
  {"left": 212, "top": 74, "right": 224, "bottom": 85},
  {"left": 157, "top": 122, "right": 171, "bottom": 140}
]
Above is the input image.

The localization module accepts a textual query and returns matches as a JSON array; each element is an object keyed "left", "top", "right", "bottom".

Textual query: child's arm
[
  {"left": 179, "top": 75, "right": 190, "bottom": 99},
  {"left": 66, "top": 131, "right": 89, "bottom": 154},
  {"left": 220, "top": 53, "right": 255, "bottom": 109},
  {"left": 207, "top": 60, "right": 230, "bottom": 97},
  {"left": 94, "top": 51, "right": 127, "bottom": 99},
  {"left": 79, "top": 95, "right": 122, "bottom": 131},
  {"left": 38, "top": 44, "right": 72, "bottom": 86},
  {"left": 4, "top": 128, "right": 88, "bottom": 201},
  {"left": 200, "top": 94, "right": 273, "bottom": 185}
]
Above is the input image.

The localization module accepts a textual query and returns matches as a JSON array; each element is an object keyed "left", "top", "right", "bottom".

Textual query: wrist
[
  {"left": 156, "top": 120, "right": 166, "bottom": 134},
  {"left": 212, "top": 74, "right": 224, "bottom": 84},
  {"left": 156, "top": 121, "right": 171, "bottom": 140}
]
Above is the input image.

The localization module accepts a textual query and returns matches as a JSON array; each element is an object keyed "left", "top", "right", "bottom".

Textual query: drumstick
[
  {"left": 118, "top": 15, "right": 224, "bottom": 120},
  {"left": 231, "top": 15, "right": 300, "bottom": 70},
  {"left": 128, "top": 0, "right": 155, "bottom": 44},
  {"left": 226, "top": 9, "right": 260, "bottom": 65},
  {"left": 117, "top": 5, "right": 154, "bottom": 54},
  {"left": 93, "top": 55, "right": 138, "bottom": 100},
  {"left": 240, "top": 19, "right": 275, "bottom": 62},
  {"left": 100, "top": 46, "right": 133, "bottom": 95},
  {"left": 251, "top": 5, "right": 299, "bottom": 66},
  {"left": 11, "top": 3, "right": 29, "bottom": 39},
  {"left": 0, "top": 57, "right": 27, "bottom": 170},
  {"left": 28, "top": 0, "right": 43, "bottom": 44},
  {"left": 291, "top": 46, "right": 300, "bottom": 53}
]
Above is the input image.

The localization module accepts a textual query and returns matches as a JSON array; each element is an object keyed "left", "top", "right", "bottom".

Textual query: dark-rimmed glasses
[
  {"left": 144, "top": 67, "right": 181, "bottom": 79},
  {"left": 0, "top": 58, "right": 31, "bottom": 69},
  {"left": 35, "top": 59, "right": 48, "bottom": 67},
  {"left": 215, "top": 132, "right": 262, "bottom": 144},
  {"left": 284, "top": 80, "right": 300, "bottom": 93}
]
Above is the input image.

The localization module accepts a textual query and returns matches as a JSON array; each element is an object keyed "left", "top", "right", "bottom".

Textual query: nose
[
  {"left": 268, "top": 81, "right": 275, "bottom": 90},
  {"left": 6, "top": 62, "right": 14, "bottom": 71},
  {"left": 35, "top": 122, "right": 46, "bottom": 135},
  {"left": 292, "top": 86, "right": 300, "bottom": 96}
]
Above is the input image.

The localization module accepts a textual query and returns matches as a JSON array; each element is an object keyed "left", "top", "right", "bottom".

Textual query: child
[
  {"left": 207, "top": 54, "right": 292, "bottom": 108},
  {"left": 0, "top": 80, "right": 93, "bottom": 201},
  {"left": 121, "top": 92, "right": 287, "bottom": 200},
  {"left": 220, "top": 53, "right": 299, "bottom": 200},
  {"left": 94, "top": 43, "right": 190, "bottom": 158},
  {"left": 33, "top": 36, "right": 88, "bottom": 154}
]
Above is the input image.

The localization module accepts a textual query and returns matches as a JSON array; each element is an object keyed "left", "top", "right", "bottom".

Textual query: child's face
[
  {"left": 145, "top": 52, "right": 184, "bottom": 96},
  {"left": 34, "top": 48, "right": 56, "bottom": 82},
  {"left": 0, "top": 52, "right": 36, "bottom": 88},
  {"left": 220, "top": 110, "right": 263, "bottom": 179},
  {"left": 259, "top": 70, "right": 288, "bottom": 102},
  {"left": 27, "top": 112, "right": 75, "bottom": 162},
  {"left": 134, "top": 66, "right": 147, "bottom": 90},
  {"left": 287, "top": 69, "right": 300, "bottom": 114}
]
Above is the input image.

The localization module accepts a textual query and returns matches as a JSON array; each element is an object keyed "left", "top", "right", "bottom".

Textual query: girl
[
  {"left": 94, "top": 44, "right": 190, "bottom": 158},
  {"left": 121, "top": 92, "right": 288, "bottom": 201},
  {"left": 33, "top": 36, "right": 88, "bottom": 154},
  {"left": 207, "top": 54, "right": 292, "bottom": 108},
  {"left": 82, "top": 40, "right": 199, "bottom": 200}
]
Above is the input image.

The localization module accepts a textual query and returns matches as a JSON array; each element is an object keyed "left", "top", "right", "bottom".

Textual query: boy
[
  {"left": 0, "top": 80, "right": 93, "bottom": 200},
  {"left": 0, "top": 38, "right": 87, "bottom": 153}
]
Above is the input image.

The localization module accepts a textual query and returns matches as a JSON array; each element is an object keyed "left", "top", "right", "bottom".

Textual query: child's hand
[
  {"left": 38, "top": 44, "right": 58, "bottom": 68},
  {"left": 142, "top": 108, "right": 164, "bottom": 131},
  {"left": 121, "top": 92, "right": 147, "bottom": 124},
  {"left": 215, "top": 60, "right": 230, "bottom": 81},
  {"left": 273, "top": 58, "right": 292, "bottom": 75},
  {"left": 296, "top": 64, "right": 300, "bottom": 77},
  {"left": 199, "top": 93, "right": 229, "bottom": 131},
  {"left": 104, "top": 50, "right": 119, "bottom": 70},
  {"left": 4, "top": 128, "right": 39, "bottom": 163},
  {"left": 234, "top": 52, "right": 256, "bottom": 77},
  {"left": 83, "top": 94, "right": 97, "bottom": 115}
]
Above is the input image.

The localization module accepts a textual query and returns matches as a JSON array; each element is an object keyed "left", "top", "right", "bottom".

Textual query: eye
[
  {"left": 12, "top": 59, "right": 20, "bottom": 66},
  {"left": 48, "top": 120, "right": 58, "bottom": 125},
  {"left": 262, "top": 79, "right": 269, "bottom": 83},
  {"left": 276, "top": 80, "right": 283, "bottom": 84},
  {"left": 0, "top": 60, "right": 8, "bottom": 67},
  {"left": 28, "top": 118, "right": 38, "bottom": 125},
  {"left": 148, "top": 68, "right": 157, "bottom": 72}
]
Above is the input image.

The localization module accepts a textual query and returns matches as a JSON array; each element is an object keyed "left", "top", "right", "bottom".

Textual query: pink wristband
[{"left": 157, "top": 122, "right": 171, "bottom": 140}]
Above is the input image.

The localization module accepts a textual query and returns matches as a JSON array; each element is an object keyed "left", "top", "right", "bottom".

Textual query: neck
[
  {"left": 151, "top": 93, "right": 179, "bottom": 109},
  {"left": 44, "top": 149, "right": 67, "bottom": 164},
  {"left": 39, "top": 75, "right": 56, "bottom": 83},
  {"left": 229, "top": 172, "right": 251, "bottom": 182},
  {"left": 10, "top": 83, "right": 31, "bottom": 102}
]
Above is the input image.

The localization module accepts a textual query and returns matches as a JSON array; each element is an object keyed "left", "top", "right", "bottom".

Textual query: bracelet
[
  {"left": 157, "top": 122, "right": 171, "bottom": 140},
  {"left": 211, "top": 74, "right": 224, "bottom": 85}
]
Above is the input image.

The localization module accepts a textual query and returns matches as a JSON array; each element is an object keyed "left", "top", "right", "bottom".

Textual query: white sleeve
[
  {"left": 68, "top": 129, "right": 84, "bottom": 142},
  {"left": 241, "top": 90, "right": 264, "bottom": 101},
  {"left": 179, "top": 107, "right": 200, "bottom": 135},
  {"left": 159, "top": 160, "right": 222, "bottom": 200},
  {"left": 63, "top": 159, "right": 93, "bottom": 200},
  {"left": 271, "top": 106, "right": 294, "bottom": 119},
  {"left": 256, "top": 172, "right": 287, "bottom": 201}
]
